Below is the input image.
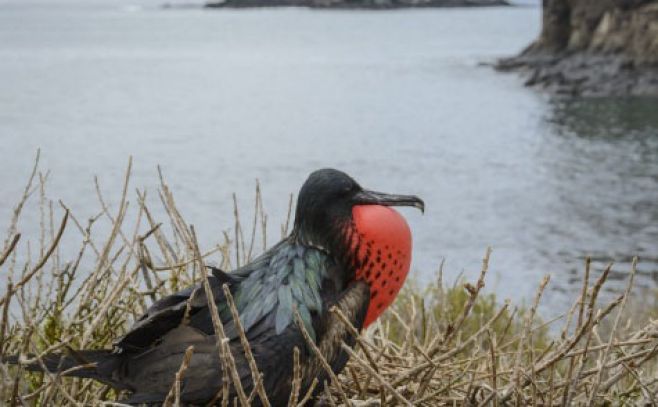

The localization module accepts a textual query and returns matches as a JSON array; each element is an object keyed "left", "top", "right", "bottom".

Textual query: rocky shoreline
[
  {"left": 206, "top": 0, "right": 508, "bottom": 9},
  {"left": 498, "top": 1, "right": 658, "bottom": 97},
  {"left": 497, "top": 53, "right": 658, "bottom": 97}
]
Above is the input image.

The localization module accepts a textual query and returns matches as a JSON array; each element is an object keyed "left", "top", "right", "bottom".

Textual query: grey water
[{"left": 1, "top": 0, "right": 657, "bottom": 313}]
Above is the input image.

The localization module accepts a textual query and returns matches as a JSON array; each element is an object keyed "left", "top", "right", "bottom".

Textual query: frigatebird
[{"left": 6, "top": 168, "right": 424, "bottom": 405}]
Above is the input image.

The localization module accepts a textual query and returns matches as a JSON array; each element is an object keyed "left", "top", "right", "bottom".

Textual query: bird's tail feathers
[{"left": 3, "top": 348, "right": 123, "bottom": 385}]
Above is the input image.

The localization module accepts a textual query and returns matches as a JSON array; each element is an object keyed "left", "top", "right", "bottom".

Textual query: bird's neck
[
  {"left": 295, "top": 205, "right": 413, "bottom": 328},
  {"left": 293, "top": 219, "right": 360, "bottom": 280}
]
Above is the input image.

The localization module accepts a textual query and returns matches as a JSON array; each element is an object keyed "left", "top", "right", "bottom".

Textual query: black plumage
[{"left": 4, "top": 168, "right": 423, "bottom": 406}]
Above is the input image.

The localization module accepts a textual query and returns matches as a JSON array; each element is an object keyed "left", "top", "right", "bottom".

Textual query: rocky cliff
[
  {"left": 498, "top": 0, "right": 658, "bottom": 96},
  {"left": 206, "top": 0, "right": 507, "bottom": 8}
]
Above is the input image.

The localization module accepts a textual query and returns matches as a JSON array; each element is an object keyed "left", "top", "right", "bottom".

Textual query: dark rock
[
  {"left": 205, "top": 0, "right": 508, "bottom": 9},
  {"left": 498, "top": 0, "right": 658, "bottom": 97}
]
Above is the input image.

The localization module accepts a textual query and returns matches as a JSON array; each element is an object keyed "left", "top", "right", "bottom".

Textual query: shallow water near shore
[{"left": 0, "top": 1, "right": 657, "bottom": 314}]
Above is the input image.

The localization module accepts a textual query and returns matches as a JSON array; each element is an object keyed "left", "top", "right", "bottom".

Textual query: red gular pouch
[{"left": 350, "top": 205, "right": 413, "bottom": 327}]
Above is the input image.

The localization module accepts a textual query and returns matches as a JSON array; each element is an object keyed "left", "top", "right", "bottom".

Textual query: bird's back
[{"left": 109, "top": 238, "right": 369, "bottom": 405}]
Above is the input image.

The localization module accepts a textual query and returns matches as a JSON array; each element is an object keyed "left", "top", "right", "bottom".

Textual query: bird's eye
[
  {"left": 342, "top": 183, "right": 355, "bottom": 195},
  {"left": 334, "top": 184, "right": 352, "bottom": 198}
]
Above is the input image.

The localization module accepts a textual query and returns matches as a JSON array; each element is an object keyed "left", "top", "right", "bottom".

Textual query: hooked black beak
[{"left": 353, "top": 189, "right": 425, "bottom": 214}]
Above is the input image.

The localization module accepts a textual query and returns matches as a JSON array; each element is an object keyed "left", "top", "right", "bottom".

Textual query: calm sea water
[{"left": 1, "top": 1, "right": 657, "bottom": 311}]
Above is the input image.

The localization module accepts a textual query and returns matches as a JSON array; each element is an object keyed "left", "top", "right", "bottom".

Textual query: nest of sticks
[{"left": 1, "top": 155, "right": 657, "bottom": 406}]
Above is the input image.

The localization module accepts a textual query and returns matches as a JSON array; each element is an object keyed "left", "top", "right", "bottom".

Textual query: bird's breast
[{"left": 349, "top": 205, "right": 412, "bottom": 327}]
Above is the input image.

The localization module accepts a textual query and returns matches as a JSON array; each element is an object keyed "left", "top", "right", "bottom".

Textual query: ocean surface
[{"left": 1, "top": 0, "right": 657, "bottom": 313}]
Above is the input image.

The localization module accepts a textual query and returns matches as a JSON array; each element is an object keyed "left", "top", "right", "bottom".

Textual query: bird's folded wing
[
  {"left": 114, "top": 274, "right": 232, "bottom": 351},
  {"left": 115, "top": 240, "right": 337, "bottom": 353}
]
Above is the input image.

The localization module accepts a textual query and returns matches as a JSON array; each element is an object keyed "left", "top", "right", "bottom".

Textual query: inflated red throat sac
[{"left": 350, "top": 205, "right": 413, "bottom": 327}]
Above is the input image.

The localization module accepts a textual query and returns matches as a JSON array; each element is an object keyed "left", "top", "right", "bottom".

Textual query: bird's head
[{"left": 293, "top": 168, "right": 424, "bottom": 327}]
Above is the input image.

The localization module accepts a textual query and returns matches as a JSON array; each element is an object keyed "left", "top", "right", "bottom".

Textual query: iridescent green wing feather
[{"left": 233, "top": 240, "right": 329, "bottom": 340}]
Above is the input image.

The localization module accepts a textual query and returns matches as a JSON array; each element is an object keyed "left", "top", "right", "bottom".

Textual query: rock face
[
  {"left": 498, "top": 0, "right": 658, "bottom": 96},
  {"left": 206, "top": 0, "right": 508, "bottom": 8}
]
